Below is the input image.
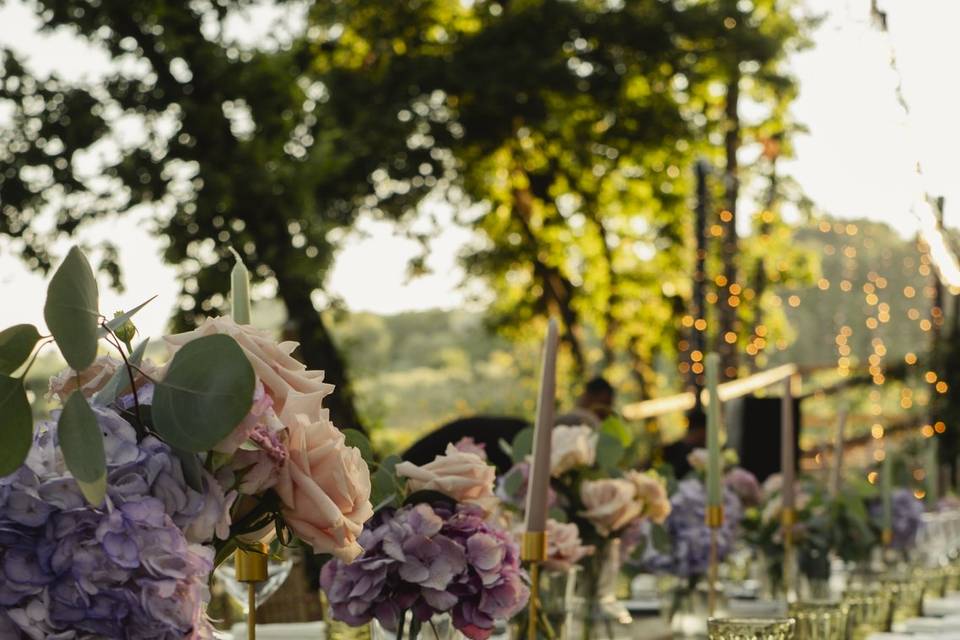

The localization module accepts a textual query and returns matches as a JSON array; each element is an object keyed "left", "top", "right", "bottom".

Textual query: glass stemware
[
  {"left": 788, "top": 601, "right": 848, "bottom": 640},
  {"left": 215, "top": 546, "right": 297, "bottom": 615},
  {"left": 707, "top": 617, "right": 796, "bottom": 640}
]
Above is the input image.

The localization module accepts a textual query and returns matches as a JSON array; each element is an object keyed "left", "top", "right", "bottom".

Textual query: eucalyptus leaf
[
  {"left": 0, "top": 324, "right": 42, "bottom": 374},
  {"left": 59, "top": 391, "right": 107, "bottom": 506},
  {"left": 548, "top": 507, "right": 567, "bottom": 523},
  {"left": 600, "top": 416, "right": 632, "bottom": 448},
  {"left": 44, "top": 246, "right": 100, "bottom": 371},
  {"left": 0, "top": 375, "right": 33, "bottom": 476},
  {"left": 511, "top": 427, "right": 534, "bottom": 464},
  {"left": 97, "top": 295, "right": 157, "bottom": 338},
  {"left": 371, "top": 456, "right": 403, "bottom": 511},
  {"left": 344, "top": 428, "right": 374, "bottom": 465},
  {"left": 151, "top": 334, "right": 255, "bottom": 452},
  {"left": 502, "top": 467, "right": 524, "bottom": 496},
  {"left": 173, "top": 447, "right": 205, "bottom": 492},
  {"left": 92, "top": 339, "right": 149, "bottom": 406},
  {"left": 595, "top": 431, "right": 625, "bottom": 472}
]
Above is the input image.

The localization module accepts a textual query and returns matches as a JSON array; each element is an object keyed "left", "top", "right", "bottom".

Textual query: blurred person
[
  {"left": 661, "top": 407, "right": 707, "bottom": 479},
  {"left": 556, "top": 376, "right": 615, "bottom": 428}
]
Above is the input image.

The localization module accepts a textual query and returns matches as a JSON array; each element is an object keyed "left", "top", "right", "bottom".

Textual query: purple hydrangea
[
  {"left": 321, "top": 502, "right": 529, "bottom": 640},
  {"left": 870, "top": 488, "right": 925, "bottom": 551},
  {"left": 628, "top": 479, "right": 742, "bottom": 578},
  {"left": 0, "top": 405, "right": 224, "bottom": 638}
]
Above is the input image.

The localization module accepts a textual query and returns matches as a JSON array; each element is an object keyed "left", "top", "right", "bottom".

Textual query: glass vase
[
  {"left": 707, "top": 617, "right": 796, "bottom": 640},
  {"left": 371, "top": 613, "right": 461, "bottom": 640},
  {"left": 512, "top": 566, "right": 583, "bottom": 640},
  {"left": 842, "top": 587, "right": 891, "bottom": 640},
  {"left": 658, "top": 576, "right": 710, "bottom": 638},
  {"left": 574, "top": 540, "right": 633, "bottom": 640}
]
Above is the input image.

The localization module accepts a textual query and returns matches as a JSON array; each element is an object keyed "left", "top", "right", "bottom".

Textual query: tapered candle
[
  {"left": 780, "top": 377, "right": 795, "bottom": 511},
  {"left": 881, "top": 447, "right": 892, "bottom": 533},
  {"left": 704, "top": 353, "right": 722, "bottom": 508},
  {"left": 229, "top": 247, "right": 251, "bottom": 325},
  {"left": 524, "top": 318, "right": 559, "bottom": 533},
  {"left": 829, "top": 408, "right": 847, "bottom": 497},
  {"left": 926, "top": 436, "right": 939, "bottom": 506}
]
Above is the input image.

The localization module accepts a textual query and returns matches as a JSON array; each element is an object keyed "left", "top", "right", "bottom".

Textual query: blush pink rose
[
  {"left": 48, "top": 355, "right": 155, "bottom": 403},
  {"left": 164, "top": 317, "right": 334, "bottom": 426},
  {"left": 275, "top": 416, "right": 374, "bottom": 561},
  {"left": 543, "top": 519, "right": 594, "bottom": 572},
  {"left": 395, "top": 444, "right": 498, "bottom": 512},
  {"left": 579, "top": 478, "right": 643, "bottom": 537}
]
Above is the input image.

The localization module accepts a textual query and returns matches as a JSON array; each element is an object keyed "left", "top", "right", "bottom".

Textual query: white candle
[
  {"left": 229, "top": 247, "right": 252, "bottom": 325},
  {"left": 705, "top": 353, "right": 723, "bottom": 507},
  {"left": 781, "top": 376, "right": 796, "bottom": 510},
  {"left": 524, "top": 318, "right": 559, "bottom": 533}
]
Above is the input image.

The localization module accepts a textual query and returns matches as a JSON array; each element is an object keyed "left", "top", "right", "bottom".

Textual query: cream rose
[
  {"left": 686, "top": 448, "right": 709, "bottom": 473},
  {"left": 550, "top": 425, "right": 598, "bottom": 476},
  {"left": 275, "top": 416, "right": 373, "bottom": 561},
  {"left": 164, "top": 317, "right": 334, "bottom": 425},
  {"left": 579, "top": 478, "right": 643, "bottom": 537},
  {"left": 395, "top": 443, "right": 498, "bottom": 512},
  {"left": 543, "top": 519, "right": 595, "bottom": 572},
  {"left": 627, "top": 470, "right": 672, "bottom": 524},
  {"left": 48, "top": 355, "right": 155, "bottom": 404}
]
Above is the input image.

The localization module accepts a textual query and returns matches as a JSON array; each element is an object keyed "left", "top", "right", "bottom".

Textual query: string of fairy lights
[{"left": 675, "top": 209, "right": 954, "bottom": 495}]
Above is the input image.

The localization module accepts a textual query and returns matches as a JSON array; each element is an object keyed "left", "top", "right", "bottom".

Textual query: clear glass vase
[
  {"left": 513, "top": 567, "right": 583, "bottom": 640},
  {"left": 370, "top": 613, "right": 461, "bottom": 640},
  {"left": 658, "top": 576, "right": 709, "bottom": 638},
  {"left": 573, "top": 540, "right": 633, "bottom": 640}
]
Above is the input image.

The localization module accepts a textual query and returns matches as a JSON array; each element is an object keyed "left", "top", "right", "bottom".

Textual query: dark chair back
[{"left": 402, "top": 415, "right": 530, "bottom": 474}]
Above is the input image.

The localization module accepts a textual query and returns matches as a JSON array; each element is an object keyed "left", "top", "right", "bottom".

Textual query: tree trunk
[
  {"left": 275, "top": 274, "right": 365, "bottom": 433},
  {"left": 751, "top": 156, "right": 777, "bottom": 371},
  {"left": 716, "top": 71, "right": 741, "bottom": 381}
]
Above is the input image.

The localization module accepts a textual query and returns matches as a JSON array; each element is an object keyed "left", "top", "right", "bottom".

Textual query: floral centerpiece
[
  {"left": 624, "top": 449, "right": 748, "bottom": 635},
  {"left": 0, "top": 247, "right": 374, "bottom": 637},
  {"left": 320, "top": 440, "right": 529, "bottom": 640},
  {"left": 499, "top": 423, "right": 670, "bottom": 637}
]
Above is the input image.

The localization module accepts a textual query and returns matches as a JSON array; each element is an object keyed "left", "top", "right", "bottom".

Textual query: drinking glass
[
  {"left": 215, "top": 546, "right": 296, "bottom": 615},
  {"left": 707, "top": 617, "right": 796, "bottom": 640},
  {"left": 788, "top": 601, "right": 847, "bottom": 640}
]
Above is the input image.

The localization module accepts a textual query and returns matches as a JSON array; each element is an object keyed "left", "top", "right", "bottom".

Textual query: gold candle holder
[
  {"left": 235, "top": 542, "right": 269, "bottom": 640},
  {"left": 706, "top": 505, "right": 724, "bottom": 616},
  {"left": 521, "top": 531, "right": 547, "bottom": 640}
]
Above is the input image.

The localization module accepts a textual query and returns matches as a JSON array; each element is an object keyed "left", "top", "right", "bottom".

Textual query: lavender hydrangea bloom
[
  {"left": 870, "top": 488, "right": 925, "bottom": 551},
  {"left": 630, "top": 479, "right": 742, "bottom": 578},
  {"left": 0, "top": 406, "right": 221, "bottom": 639},
  {"left": 321, "top": 502, "right": 529, "bottom": 640}
]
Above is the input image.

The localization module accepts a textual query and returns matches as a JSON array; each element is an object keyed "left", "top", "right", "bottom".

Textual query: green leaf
[
  {"left": 92, "top": 339, "right": 149, "bottom": 406},
  {"left": 651, "top": 522, "right": 672, "bottom": 553},
  {"left": 502, "top": 467, "right": 524, "bottom": 496},
  {"left": 151, "top": 334, "right": 255, "bottom": 452},
  {"left": 511, "top": 427, "right": 534, "bottom": 463},
  {"left": 548, "top": 507, "right": 567, "bottom": 523},
  {"left": 0, "top": 375, "right": 33, "bottom": 476},
  {"left": 59, "top": 391, "right": 106, "bottom": 506},
  {"left": 595, "top": 431, "right": 625, "bottom": 472},
  {"left": 371, "top": 455, "right": 402, "bottom": 510},
  {"left": 600, "top": 416, "right": 632, "bottom": 448},
  {"left": 44, "top": 246, "right": 100, "bottom": 371},
  {"left": 344, "top": 428, "right": 375, "bottom": 464},
  {"left": 0, "top": 324, "right": 42, "bottom": 374},
  {"left": 97, "top": 296, "right": 157, "bottom": 338},
  {"left": 173, "top": 447, "right": 204, "bottom": 492}
]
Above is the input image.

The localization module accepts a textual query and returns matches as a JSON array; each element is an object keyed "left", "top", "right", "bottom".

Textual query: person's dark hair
[
  {"left": 685, "top": 407, "right": 707, "bottom": 431},
  {"left": 584, "top": 376, "right": 614, "bottom": 397}
]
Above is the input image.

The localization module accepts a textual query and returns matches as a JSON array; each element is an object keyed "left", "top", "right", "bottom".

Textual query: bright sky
[{"left": 0, "top": 0, "right": 958, "bottom": 339}]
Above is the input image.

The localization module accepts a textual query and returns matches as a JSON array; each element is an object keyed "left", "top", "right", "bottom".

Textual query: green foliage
[
  {"left": 43, "top": 246, "right": 99, "bottom": 371},
  {"left": 0, "top": 375, "right": 33, "bottom": 477},
  {"left": 343, "top": 429, "right": 375, "bottom": 466},
  {"left": 151, "top": 334, "right": 256, "bottom": 452},
  {"left": 58, "top": 391, "right": 107, "bottom": 506},
  {"left": 93, "top": 339, "right": 149, "bottom": 406},
  {"left": 511, "top": 427, "right": 534, "bottom": 464},
  {"left": 0, "top": 324, "right": 41, "bottom": 375}
]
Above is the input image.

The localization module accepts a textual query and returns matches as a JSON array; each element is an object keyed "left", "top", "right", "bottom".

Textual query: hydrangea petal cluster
[
  {"left": 869, "top": 488, "right": 924, "bottom": 551},
  {"left": 321, "top": 502, "right": 529, "bottom": 640},
  {"left": 631, "top": 479, "right": 742, "bottom": 578},
  {"left": 0, "top": 407, "right": 220, "bottom": 638}
]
